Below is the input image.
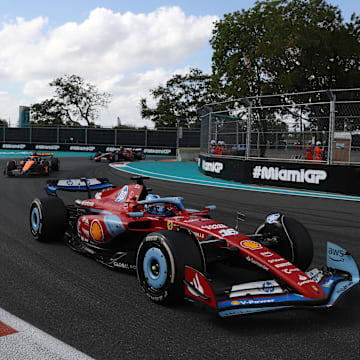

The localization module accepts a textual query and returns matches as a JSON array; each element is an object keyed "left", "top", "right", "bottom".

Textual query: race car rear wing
[
  {"left": 184, "top": 241, "right": 359, "bottom": 317},
  {"left": 46, "top": 177, "right": 113, "bottom": 197}
]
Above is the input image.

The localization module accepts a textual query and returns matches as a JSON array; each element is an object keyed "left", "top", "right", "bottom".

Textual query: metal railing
[{"left": 200, "top": 89, "right": 360, "bottom": 165}]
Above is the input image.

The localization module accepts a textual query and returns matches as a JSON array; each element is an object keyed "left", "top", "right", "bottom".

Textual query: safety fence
[{"left": 200, "top": 89, "right": 360, "bottom": 165}]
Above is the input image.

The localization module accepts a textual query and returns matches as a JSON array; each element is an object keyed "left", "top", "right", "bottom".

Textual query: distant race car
[
  {"left": 29, "top": 176, "right": 359, "bottom": 317},
  {"left": 91, "top": 148, "right": 145, "bottom": 162},
  {"left": 5, "top": 152, "right": 60, "bottom": 177}
]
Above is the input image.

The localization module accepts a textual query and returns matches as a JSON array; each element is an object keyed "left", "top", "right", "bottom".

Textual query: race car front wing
[{"left": 184, "top": 242, "right": 359, "bottom": 317}]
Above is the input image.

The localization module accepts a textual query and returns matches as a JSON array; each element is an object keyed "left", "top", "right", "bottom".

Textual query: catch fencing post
[
  {"left": 327, "top": 90, "right": 336, "bottom": 165},
  {"left": 243, "top": 98, "right": 252, "bottom": 160},
  {"left": 208, "top": 112, "right": 213, "bottom": 153}
]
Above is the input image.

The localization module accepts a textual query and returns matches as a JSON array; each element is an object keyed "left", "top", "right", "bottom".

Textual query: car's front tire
[
  {"left": 30, "top": 197, "right": 68, "bottom": 242},
  {"left": 255, "top": 214, "right": 313, "bottom": 271},
  {"left": 136, "top": 230, "right": 203, "bottom": 304},
  {"left": 51, "top": 158, "right": 60, "bottom": 171}
]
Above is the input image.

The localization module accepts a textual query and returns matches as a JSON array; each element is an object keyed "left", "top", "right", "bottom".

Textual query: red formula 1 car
[
  {"left": 91, "top": 148, "right": 145, "bottom": 162},
  {"left": 29, "top": 176, "right": 359, "bottom": 317},
  {"left": 4, "top": 152, "right": 60, "bottom": 176}
]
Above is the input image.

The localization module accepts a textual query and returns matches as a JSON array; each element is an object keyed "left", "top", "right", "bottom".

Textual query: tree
[
  {"left": 210, "top": 0, "right": 360, "bottom": 155},
  {"left": 0, "top": 118, "right": 8, "bottom": 126},
  {"left": 30, "top": 75, "right": 111, "bottom": 126},
  {"left": 211, "top": 0, "right": 360, "bottom": 97},
  {"left": 140, "top": 68, "right": 223, "bottom": 128}
]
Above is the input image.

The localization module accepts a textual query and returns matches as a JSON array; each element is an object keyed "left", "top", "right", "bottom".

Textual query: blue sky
[{"left": 0, "top": 1, "right": 358, "bottom": 127}]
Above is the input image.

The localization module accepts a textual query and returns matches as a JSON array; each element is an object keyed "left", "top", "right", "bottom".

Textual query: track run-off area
[{"left": 0, "top": 154, "right": 359, "bottom": 359}]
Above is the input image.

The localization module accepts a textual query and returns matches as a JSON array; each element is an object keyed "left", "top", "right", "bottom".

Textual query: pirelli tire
[
  {"left": 110, "top": 153, "right": 120, "bottom": 163},
  {"left": 51, "top": 157, "right": 60, "bottom": 171},
  {"left": 255, "top": 214, "right": 313, "bottom": 271},
  {"left": 5, "top": 160, "right": 16, "bottom": 176},
  {"left": 136, "top": 230, "right": 203, "bottom": 304},
  {"left": 30, "top": 197, "right": 68, "bottom": 242},
  {"left": 41, "top": 160, "right": 50, "bottom": 176}
]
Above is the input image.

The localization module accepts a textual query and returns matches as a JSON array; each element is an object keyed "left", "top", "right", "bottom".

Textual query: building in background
[{"left": 19, "top": 106, "right": 30, "bottom": 128}]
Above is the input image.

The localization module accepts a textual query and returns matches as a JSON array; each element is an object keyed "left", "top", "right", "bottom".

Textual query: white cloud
[{"left": 0, "top": 7, "right": 217, "bottom": 127}]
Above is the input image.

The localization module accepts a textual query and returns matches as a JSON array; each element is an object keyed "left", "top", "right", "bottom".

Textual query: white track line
[{"left": 0, "top": 308, "right": 94, "bottom": 360}]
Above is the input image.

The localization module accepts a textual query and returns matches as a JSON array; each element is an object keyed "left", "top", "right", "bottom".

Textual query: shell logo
[
  {"left": 90, "top": 220, "right": 104, "bottom": 242},
  {"left": 231, "top": 301, "right": 240, "bottom": 305},
  {"left": 240, "top": 240, "right": 262, "bottom": 250}
]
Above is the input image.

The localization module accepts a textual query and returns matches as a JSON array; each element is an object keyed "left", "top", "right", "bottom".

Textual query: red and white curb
[{"left": 0, "top": 308, "right": 94, "bottom": 359}]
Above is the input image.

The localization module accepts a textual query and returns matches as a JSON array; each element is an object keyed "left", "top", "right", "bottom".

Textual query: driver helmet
[
  {"left": 210, "top": 140, "right": 216, "bottom": 145},
  {"left": 316, "top": 141, "right": 321, "bottom": 146},
  {"left": 145, "top": 194, "right": 165, "bottom": 215}
]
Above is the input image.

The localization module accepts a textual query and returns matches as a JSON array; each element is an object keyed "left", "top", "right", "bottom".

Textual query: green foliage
[
  {"left": 0, "top": 118, "right": 8, "bottom": 126},
  {"left": 30, "top": 75, "right": 111, "bottom": 126},
  {"left": 140, "top": 68, "right": 223, "bottom": 128},
  {"left": 210, "top": 0, "right": 360, "bottom": 156},
  {"left": 210, "top": 0, "right": 360, "bottom": 97}
]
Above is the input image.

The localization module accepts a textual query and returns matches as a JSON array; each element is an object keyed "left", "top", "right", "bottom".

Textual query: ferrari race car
[
  {"left": 91, "top": 148, "right": 145, "bottom": 162},
  {"left": 4, "top": 152, "right": 60, "bottom": 177},
  {"left": 29, "top": 176, "right": 359, "bottom": 317}
]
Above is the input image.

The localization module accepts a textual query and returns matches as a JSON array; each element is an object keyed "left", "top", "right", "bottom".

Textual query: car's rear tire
[
  {"left": 136, "top": 230, "right": 203, "bottom": 304},
  {"left": 6, "top": 160, "right": 16, "bottom": 176},
  {"left": 110, "top": 153, "right": 119, "bottom": 162},
  {"left": 51, "top": 158, "right": 60, "bottom": 171},
  {"left": 255, "top": 214, "right": 313, "bottom": 271},
  {"left": 41, "top": 160, "right": 50, "bottom": 176},
  {"left": 30, "top": 197, "right": 68, "bottom": 242}
]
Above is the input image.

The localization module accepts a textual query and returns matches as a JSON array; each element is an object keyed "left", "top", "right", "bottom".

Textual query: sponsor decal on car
[
  {"left": 115, "top": 185, "right": 128, "bottom": 202},
  {"left": 262, "top": 281, "right": 275, "bottom": 293},
  {"left": 266, "top": 213, "right": 280, "bottom": 224},
  {"left": 219, "top": 228, "right": 238, "bottom": 237},
  {"left": 274, "top": 262, "right": 292, "bottom": 268},
  {"left": 260, "top": 251, "right": 274, "bottom": 257},
  {"left": 187, "top": 273, "right": 205, "bottom": 297},
  {"left": 201, "top": 224, "right": 227, "bottom": 230},
  {"left": 322, "top": 278, "right": 335, "bottom": 288},
  {"left": 282, "top": 268, "right": 300, "bottom": 274},
  {"left": 81, "top": 201, "right": 94, "bottom": 207},
  {"left": 328, "top": 247, "right": 346, "bottom": 262},
  {"left": 95, "top": 192, "right": 102, "bottom": 199},
  {"left": 245, "top": 256, "right": 269, "bottom": 271},
  {"left": 240, "top": 240, "right": 263, "bottom": 250},
  {"left": 90, "top": 220, "right": 104, "bottom": 242},
  {"left": 252, "top": 166, "right": 327, "bottom": 185},
  {"left": 235, "top": 298, "right": 275, "bottom": 306}
]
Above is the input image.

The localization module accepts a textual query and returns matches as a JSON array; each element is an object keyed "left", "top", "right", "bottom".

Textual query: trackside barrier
[
  {"left": 198, "top": 154, "right": 360, "bottom": 196},
  {"left": 0, "top": 142, "right": 176, "bottom": 156}
]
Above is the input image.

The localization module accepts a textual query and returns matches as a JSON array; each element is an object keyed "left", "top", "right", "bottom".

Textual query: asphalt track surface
[{"left": 0, "top": 157, "right": 359, "bottom": 360}]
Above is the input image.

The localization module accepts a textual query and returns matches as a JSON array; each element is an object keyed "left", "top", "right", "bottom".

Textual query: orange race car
[{"left": 4, "top": 152, "right": 60, "bottom": 177}]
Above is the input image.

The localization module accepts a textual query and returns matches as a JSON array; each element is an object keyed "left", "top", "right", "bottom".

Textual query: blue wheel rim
[
  {"left": 31, "top": 207, "right": 40, "bottom": 232},
  {"left": 143, "top": 247, "right": 167, "bottom": 289}
]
